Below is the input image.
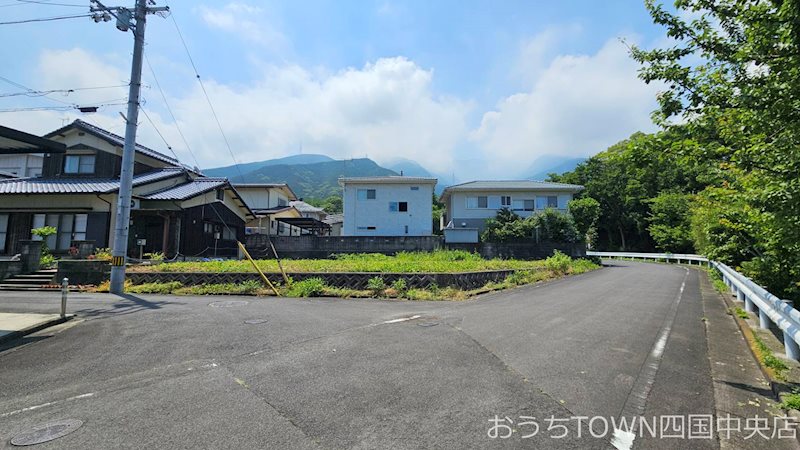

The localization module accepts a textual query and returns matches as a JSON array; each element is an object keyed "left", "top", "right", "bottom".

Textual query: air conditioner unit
[{"left": 130, "top": 198, "right": 141, "bottom": 210}]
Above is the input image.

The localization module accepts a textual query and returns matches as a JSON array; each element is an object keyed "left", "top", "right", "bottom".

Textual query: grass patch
[
  {"left": 129, "top": 250, "right": 561, "bottom": 274},
  {"left": 734, "top": 307, "right": 750, "bottom": 319},
  {"left": 752, "top": 333, "right": 790, "bottom": 380},
  {"left": 781, "top": 392, "right": 800, "bottom": 411},
  {"left": 94, "top": 252, "right": 599, "bottom": 301}
]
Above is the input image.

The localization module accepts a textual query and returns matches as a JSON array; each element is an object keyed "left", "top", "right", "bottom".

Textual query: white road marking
[
  {"left": 382, "top": 315, "right": 421, "bottom": 324},
  {"left": 0, "top": 392, "right": 95, "bottom": 418},
  {"left": 611, "top": 428, "right": 635, "bottom": 450},
  {"left": 612, "top": 269, "right": 689, "bottom": 450}
]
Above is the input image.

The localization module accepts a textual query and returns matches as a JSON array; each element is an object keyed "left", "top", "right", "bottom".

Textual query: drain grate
[
  {"left": 244, "top": 318, "right": 268, "bottom": 324},
  {"left": 208, "top": 300, "right": 249, "bottom": 308},
  {"left": 11, "top": 419, "right": 83, "bottom": 446}
]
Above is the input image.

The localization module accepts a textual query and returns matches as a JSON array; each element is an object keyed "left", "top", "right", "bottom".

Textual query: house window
[
  {"left": 536, "top": 196, "right": 558, "bottom": 209},
  {"left": 513, "top": 200, "right": 534, "bottom": 211},
  {"left": 410, "top": 186, "right": 419, "bottom": 191},
  {"left": 215, "top": 189, "right": 225, "bottom": 201},
  {"left": 389, "top": 201, "right": 408, "bottom": 212},
  {"left": 0, "top": 214, "right": 8, "bottom": 253},
  {"left": 277, "top": 198, "right": 287, "bottom": 207},
  {"left": 357, "top": 226, "right": 376, "bottom": 231},
  {"left": 64, "top": 155, "right": 95, "bottom": 174},
  {"left": 31, "top": 213, "right": 88, "bottom": 250},
  {"left": 466, "top": 196, "right": 488, "bottom": 209},
  {"left": 357, "top": 189, "right": 376, "bottom": 200},
  {"left": 222, "top": 226, "right": 236, "bottom": 240},
  {"left": 501, "top": 196, "right": 512, "bottom": 207}
]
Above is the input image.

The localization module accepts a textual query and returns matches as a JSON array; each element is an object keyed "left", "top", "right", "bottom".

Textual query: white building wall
[
  {"left": 343, "top": 183, "right": 434, "bottom": 236},
  {"left": 0, "top": 154, "right": 43, "bottom": 177},
  {"left": 447, "top": 190, "right": 575, "bottom": 225}
]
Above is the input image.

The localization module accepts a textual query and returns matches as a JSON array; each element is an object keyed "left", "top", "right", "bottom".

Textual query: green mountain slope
[
  {"left": 203, "top": 154, "right": 334, "bottom": 178},
  {"left": 232, "top": 158, "right": 398, "bottom": 200}
]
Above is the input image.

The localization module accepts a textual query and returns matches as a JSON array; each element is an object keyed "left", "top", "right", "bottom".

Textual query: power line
[
  {"left": 143, "top": 52, "right": 201, "bottom": 171},
  {"left": 0, "top": 83, "right": 130, "bottom": 98},
  {"left": 169, "top": 11, "right": 245, "bottom": 182},
  {"left": 0, "top": 75, "right": 75, "bottom": 106},
  {"left": 13, "top": 0, "right": 88, "bottom": 7},
  {"left": 0, "top": 101, "right": 126, "bottom": 112},
  {"left": 0, "top": 12, "right": 93, "bottom": 25}
]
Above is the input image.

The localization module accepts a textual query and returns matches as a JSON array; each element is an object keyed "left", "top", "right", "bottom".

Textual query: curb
[
  {"left": 716, "top": 286, "right": 799, "bottom": 411},
  {"left": 0, "top": 314, "right": 75, "bottom": 345}
]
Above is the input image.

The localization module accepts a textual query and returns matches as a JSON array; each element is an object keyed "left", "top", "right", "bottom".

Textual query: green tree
[
  {"left": 528, "top": 209, "right": 579, "bottom": 243},
  {"left": 568, "top": 197, "right": 600, "bottom": 241},
  {"left": 631, "top": 0, "right": 800, "bottom": 300},
  {"left": 647, "top": 192, "right": 693, "bottom": 253}
]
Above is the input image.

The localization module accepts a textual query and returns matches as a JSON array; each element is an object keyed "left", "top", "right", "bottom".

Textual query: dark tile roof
[
  {"left": 45, "top": 119, "right": 189, "bottom": 168},
  {"left": 0, "top": 168, "right": 184, "bottom": 194},
  {"left": 142, "top": 178, "right": 228, "bottom": 201}
]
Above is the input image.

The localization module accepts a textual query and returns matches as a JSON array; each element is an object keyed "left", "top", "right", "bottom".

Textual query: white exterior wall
[
  {"left": 0, "top": 154, "right": 43, "bottom": 177},
  {"left": 236, "top": 187, "right": 289, "bottom": 210},
  {"left": 447, "top": 190, "right": 573, "bottom": 223},
  {"left": 343, "top": 183, "right": 433, "bottom": 236}
]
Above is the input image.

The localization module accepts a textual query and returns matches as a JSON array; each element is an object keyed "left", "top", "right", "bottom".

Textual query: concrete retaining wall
[
  {"left": 246, "top": 235, "right": 444, "bottom": 258},
  {"left": 56, "top": 260, "right": 111, "bottom": 285},
  {"left": 0, "top": 260, "right": 23, "bottom": 281}
]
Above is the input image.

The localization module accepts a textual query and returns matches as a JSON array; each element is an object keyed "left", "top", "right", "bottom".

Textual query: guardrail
[
  {"left": 588, "top": 251, "right": 800, "bottom": 360},
  {"left": 586, "top": 251, "right": 708, "bottom": 264}
]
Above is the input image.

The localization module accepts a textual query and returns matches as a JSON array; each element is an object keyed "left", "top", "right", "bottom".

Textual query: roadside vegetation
[
  {"left": 546, "top": 1, "right": 800, "bottom": 303},
  {"left": 128, "top": 250, "right": 573, "bottom": 274},
  {"left": 99, "top": 252, "right": 599, "bottom": 300}
]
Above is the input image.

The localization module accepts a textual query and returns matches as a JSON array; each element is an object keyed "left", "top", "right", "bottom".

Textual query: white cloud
[
  {"left": 471, "top": 37, "right": 661, "bottom": 177},
  {"left": 198, "top": 2, "right": 287, "bottom": 50}
]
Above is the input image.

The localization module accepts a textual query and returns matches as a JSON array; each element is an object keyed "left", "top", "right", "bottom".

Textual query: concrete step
[
  {"left": 0, "top": 285, "right": 79, "bottom": 292},
  {"left": 10, "top": 274, "right": 55, "bottom": 280},
  {"left": 1, "top": 279, "right": 49, "bottom": 286}
]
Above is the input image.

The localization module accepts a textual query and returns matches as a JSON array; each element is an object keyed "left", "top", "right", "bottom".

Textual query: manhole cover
[
  {"left": 417, "top": 320, "right": 439, "bottom": 327},
  {"left": 11, "top": 419, "right": 83, "bottom": 446},
  {"left": 244, "top": 318, "right": 268, "bottom": 324},
  {"left": 208, "top": 300, "right": 249, "bottom": 308}
]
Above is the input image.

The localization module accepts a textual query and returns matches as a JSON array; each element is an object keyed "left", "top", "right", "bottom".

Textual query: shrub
[
  {"left": 286, "top": 278, "right": 327, "bottom": 297},
  {"left": 543, "top": 250, "right": 572, "bottom": 276},
  {"left": 367, "top": 276, "right": 386, "bottom": 296},
  {"left": 568, "top": 197, "right": 600, "bottom": 241},
  {"left": 144, "top": 252, "right": 165, "bottom": 262},
  {"left": 128, "top": 281, "right": 182, "bottom": 294},
  {"left": 94, "top": 248, "right": 112, "bottom": 261},
  {"left": 39, "top": 253, "right": 56, "bottom": 268},
  {"left": 528, "top": 209, "right": 580, "bottom": 243},
  {"left": 391, "top": 278, "right": 408, "bottom": 293}
]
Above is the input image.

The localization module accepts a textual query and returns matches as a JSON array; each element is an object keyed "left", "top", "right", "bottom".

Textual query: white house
[
  {"left": 234, "top": 183, "right": 301, "bottom": 236},
  {"left": 440, "top": 180, "right": 584, "bottom": 233},
  {"left": 339, "top": 176, "right": 437, "bottom": 236}
]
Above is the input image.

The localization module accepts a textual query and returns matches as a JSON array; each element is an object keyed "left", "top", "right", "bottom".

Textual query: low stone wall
[
  {"left": 57, "top": 260, "right": 111, "bottom": 285},
  {"left": 0, "top": 260, "right": 23, "bottom": 281},
  {"left": 245, "top": 235, "right": 444, "bottom": 259},
  {"left": 127, "top": 269, "right": 515, "bottom": 290}
]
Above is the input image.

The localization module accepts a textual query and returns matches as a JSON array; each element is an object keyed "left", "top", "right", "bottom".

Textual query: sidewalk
[
  {"left": 700, "top": 270, "right": 800, "bottom": 449},
  {"left": 0, "top": 312, "right": 73, "bottom": 344}
]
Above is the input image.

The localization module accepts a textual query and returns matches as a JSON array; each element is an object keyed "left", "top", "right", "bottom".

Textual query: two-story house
[
  {"left": 234, "top": 183, "right": 305, "bottom": 236},
  {"left": 440, "top": 180, "right": 584, "bottom": 232},
  {"left": 339, "top": 176, "right": 437, "bottom": 236},
  {"left": 0, "top": 120, "right": 254, "bottom": 258}
]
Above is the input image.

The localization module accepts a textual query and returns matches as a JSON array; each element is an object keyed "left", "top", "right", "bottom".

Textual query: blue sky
[{"left": 0, "top": 1, "right": 667, "bottom": 179}]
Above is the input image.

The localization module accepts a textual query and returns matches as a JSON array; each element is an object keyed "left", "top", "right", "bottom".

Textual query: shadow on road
[
  {"left": 76, "top": 294, "right": 177, "bottom": 319},
  {"left": 0, "top": 334, "right": 50, "bottom": 352}
]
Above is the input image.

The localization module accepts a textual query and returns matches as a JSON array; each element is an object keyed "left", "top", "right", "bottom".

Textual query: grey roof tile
[
  {"left": 142, "top": 178, "right": 227, "bottom": 201},
  {"left": 0, "top": 168, "right": 184, "bottom": 194}
]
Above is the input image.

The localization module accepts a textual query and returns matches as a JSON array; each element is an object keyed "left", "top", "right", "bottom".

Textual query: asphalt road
[{"left": 0, "top": 261, "right": 791, "bottom": 449}]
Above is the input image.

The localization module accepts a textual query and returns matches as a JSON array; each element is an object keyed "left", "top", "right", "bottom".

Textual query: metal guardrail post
[
  {"left": 759, "top": 308, "right": 770, "bottom": 329},
  {"left": 745, "top": 296, "right": 756, "bottom": 313},
  {"left": 784, "top": 331, "right": 800, "bottom": 361},
  {"left": 60, "top": 277, "right": 68, "bottom": 318}
]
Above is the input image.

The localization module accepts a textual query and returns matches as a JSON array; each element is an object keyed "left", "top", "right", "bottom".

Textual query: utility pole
[{"left": 90, "top": 0, "right": 168, "bottom": 294}]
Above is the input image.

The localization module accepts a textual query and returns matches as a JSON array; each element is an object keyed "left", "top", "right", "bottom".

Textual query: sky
[{"left": 0, "top": 0, "right": 668, "bottom": 180}]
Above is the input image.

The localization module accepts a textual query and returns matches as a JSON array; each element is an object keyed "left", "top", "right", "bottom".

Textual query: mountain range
[{"left": 203, "top": 153, "right": 585, "bottom": 201}]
